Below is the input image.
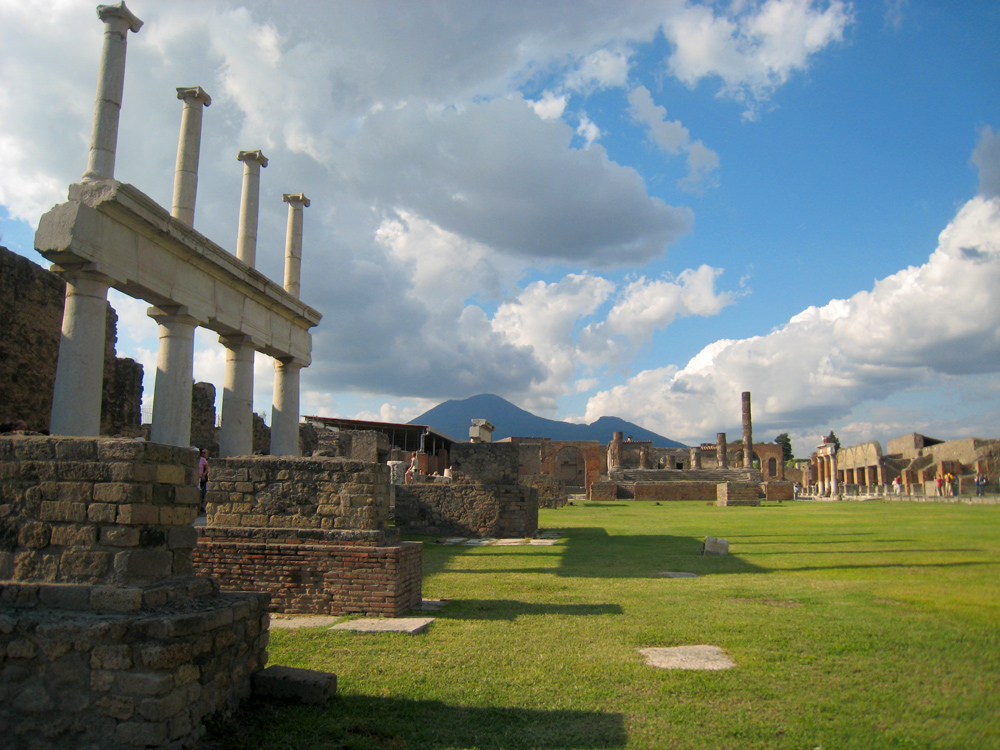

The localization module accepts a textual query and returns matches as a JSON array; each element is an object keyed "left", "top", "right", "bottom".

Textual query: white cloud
[
  {"left": 627, "top": 85, "right": 720, "bottom": 189},
  {"left": 576, "top": 115, "right": 602, "bottom": 148},
  {"left": 583, "top": 194, "right": 1000, "bottom": 443},
  {"left": 663, "top": 0, "right": 853, "bottom": 119},
  {"left": 565, "top": 48, "right": 631, "bottom": 92},
  {"left": 972, "top": 125, "right": 1000, "bottom": 199},
  {"left": 530, "top": 90, "right": 568, "bottom": 120}
]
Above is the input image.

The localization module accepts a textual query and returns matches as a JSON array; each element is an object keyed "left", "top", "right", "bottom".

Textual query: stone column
[
  {"left": 148, "top": 307, "right": 200, "bottom": 447},
  {"left": 171, "top": 86, "right": 212, "bottom": 226},
  {"left": 690, "top": 447, "right": 701, "bottom": 470},
  {"left": 236, "top": 150, "right": 268, "bottom": 266},
  {"left": 742, "top": 391, "right": 753, "bottom": 469},
  {"left": 829, "top": 454, "right": 839, "bottom": 495},
  {"left": 82, "top": 2, "right": 143, "bottom": 181},
  {"left": 717, "top": 433, "right": 728, "bottom": 469},
  {"left": 218, "top": 335, "right": 255, "bottom": 458},
  {"left": 49, "top": 268, "right": 113, "bottom": 436},
  {"left": 281, "top": 193, "right": 310, "bottom": 297},
  {"left": 271, "top": 358, "right": 303, "bottom": 457}
]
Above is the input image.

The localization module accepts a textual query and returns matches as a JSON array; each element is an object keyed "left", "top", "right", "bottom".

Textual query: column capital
[
  {"left": 274, "top": 356, "right": 307, "bottom": 370},
  {"left": 176, "top": 86, "right": 212, "bottom": 107},
  {"left": 97, "top": 2, "right": 143, "bottom": 33},
  {"left": 219, "top": 333, "right": 254, "bottom": 349},
  {"left": 147, "top": 305, "right": 202, "bottom": 327},
  {"left": 282, "top": 193, "right": 310, "bottom": 208},
  {"left": 238, "top": 149, "right": 269, "bottom": 168}
]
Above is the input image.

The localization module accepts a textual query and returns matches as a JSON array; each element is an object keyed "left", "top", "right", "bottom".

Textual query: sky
[{"left": 1, "top": 0, "right": 998, "bottom": 459}]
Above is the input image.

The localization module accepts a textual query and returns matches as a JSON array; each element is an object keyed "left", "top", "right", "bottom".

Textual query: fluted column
[
  {"left": 82, "top": 2, "right": 143, "bottom": 181},
  {"left": 148, "top": 307, "right": 200, "bottom": 447},
  {"left": 171, "top": 86, "right": 212, "bottom": 226},
  {"left": 271, "top": 358, "right": 302, "bottom": 456},
  {"left": 50, "top": 269, "right": 114, "bottom": 436},
  {"left": 281, "top": 193, "right": 310, "bottom": 297},
  {"left": 829, "top": 454, "right": 839, "bottom": 494},
  {"left": 236, "top": 150, "right": 268, "bottom": 266},
  {"left": 218, "top": 335, "right": 255, "bottom": 457}
]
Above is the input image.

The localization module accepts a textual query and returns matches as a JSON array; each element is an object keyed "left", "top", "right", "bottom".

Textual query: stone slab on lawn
[
  {"left": 528, "top": 538, "right": 557, "bottom": 546},
  {"left": 418, "top": 599, "right": 450, "bottom": 611},
  {"left": 253, "top": 665, "right": 337, "bottom": 703},
  {"left": 639, "top": 645, "right": 735, "bottom": 670},
  {"left": 702, "top": 536, "right": 730, "bottom": 555},
  {"left": 657, "top": 571, "right": 699, "bottom": 578},
  {"left": 269, "top": 615, "right": 343, "bottom": 630},
  {"left": 330, "top": 617, "right": 435, "bottom": 634}
]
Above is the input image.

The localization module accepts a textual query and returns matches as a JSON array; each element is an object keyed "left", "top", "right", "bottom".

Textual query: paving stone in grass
[
  {"left": 657, "top": 571, "right": 699, "bottom": 578},
  {"left": 438, "top": 537, "right": 468, "bottom": 545},
  {"left": 639, "top": 645, "right": 735, "bottom": 670},
  {"left": 269, "top": 615, "right": 343, "bottom": 630},
  {"left": 537, "top": 531, "right": 563, "bottom": 539},
  {"left": 494, "top": 538, "right": 526, "bottom": 545},
  {"left": 464, "top": 538, "right": 496, "bottom": 546},
  {"left": 330, "top": 618, "right": 435, "bottom": 635},
  {"left": 418, "top": 599, "right": 451, "bottom": 611},
  {"left": 528, "top": 538, "right": 557, "bottom": 545}
]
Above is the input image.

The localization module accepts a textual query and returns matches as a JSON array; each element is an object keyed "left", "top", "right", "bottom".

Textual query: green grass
[{"left": 203, "top": 501, "right": 1000, "bottom": 749}]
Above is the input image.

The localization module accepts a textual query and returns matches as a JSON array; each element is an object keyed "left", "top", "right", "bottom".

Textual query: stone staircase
[{"left": 616, "top": 468, "right": 763, "bottom": 484}]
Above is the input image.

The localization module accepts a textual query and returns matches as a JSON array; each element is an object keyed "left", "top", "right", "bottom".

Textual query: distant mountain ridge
[{"left": 411, "top": 393, "right": 686, "bottom": 448}]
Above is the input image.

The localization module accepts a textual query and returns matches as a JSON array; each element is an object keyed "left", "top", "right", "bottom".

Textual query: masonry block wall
[
  {"left": 450, "top": 442, "right": 519, "bottom": 484},
  {"left": 194, "top": 456, "right": 422, "bottom": 617},
  {"left": 521, "top": 474, "right": 567, "bottom": 508},
  {"left": 394, "top": 484, "right": 539, "bottom": 538},
  {"left": 764, "top": 482, "right": 794, "bottom": 501},
  {"left": 716, "top": 483, "right": 761, "bottom": 506},
  {"left": 635, "top": 482, "right": 718, "bottom": 502},
  {"left": 0, "top": 435, "right": 269, "bottom": 749}
]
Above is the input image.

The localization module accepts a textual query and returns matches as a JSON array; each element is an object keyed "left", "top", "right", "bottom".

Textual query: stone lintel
[
  {"left": 238, "top": 149, "right": 269, "bottom": 168},
  {"left": 282, "top": 192, "right": 311, "bottom": 207},
  {"left": 97, "top": 1, "right": 143, "bottom": 33},
  {"left": 176, "top": 85, "right": 212, "bottom": 106},
  {"left": 36, "top": 179, "right": 321, "bottom": 362},
  {"left": 147, "top": 304, "right": 202, "bottom": 327}
]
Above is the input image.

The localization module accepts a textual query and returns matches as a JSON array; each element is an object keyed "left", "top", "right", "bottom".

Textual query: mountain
[{"left": 411, "top": 393, "right": 686, "bottom": 448}]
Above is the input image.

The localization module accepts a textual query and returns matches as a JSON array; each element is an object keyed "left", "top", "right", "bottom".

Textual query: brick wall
[
  {"left": 716, "top": 483, "right": 761, "bottom": 506},
  {"left": 394, "top": 484, "right": 538, "bottom": 537},
  {"left": 0, "top": 435, "right": 269, "bottom": 748},
  {"left": 764, "top": 482, "right": 794, "bottom": 501},
  {"left": 194, "top": 530, "right": 421, "bottom": 616},
  {"left": 634, "top": 482, "right": 718, "bottom": 502}
]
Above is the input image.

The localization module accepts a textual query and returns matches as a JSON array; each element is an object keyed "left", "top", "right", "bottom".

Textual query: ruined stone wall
[
  {"left": 190, "top": 382, "right": 217, "bottom": 455},
  {"left": 195, "top": 456, "right": 421, "bottom": 617},
  {"left": 0, "top": 246, "right": 143, "bottom": 436},
  {"left": 716, "top": 483, "right": 761, "bottom": 506},
  {"left": 394, "top": 484, "right": 538, "bottom": 538},
  {"left": 0, "top": 435, "right": 269, "bottom": 749},
  {"left": 764, "top": 482, "right": 794, "bottom": 501},
  {"left": 450, "top": 442, "right": 519, "bottom": 484},
  {"left": 521, "top": 474, "right": 567, "bottom": 508},
  {"left": 635, "top": 482, "right": 718, "bottom": 502},
  {"left": 205, "top": 456, "right": 391, "bottom": 531}
]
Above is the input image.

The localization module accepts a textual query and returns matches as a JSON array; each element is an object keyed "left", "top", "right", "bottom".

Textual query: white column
[
  {"left": 171, "top": 86, "right": 212, "bottom": 226},
  {"left": 271, "top": 358, "right": 302, "bottom": 457},
  {"left": 219, "top": 334, "right": 255, "bottom": 457},
  {"left": 148, "top": 307, "right": 199, "bottom": 447},
  {"left": 82, "top": 2, "right": 143, "bottom": 181},
  {"left": 829, "top": 454, "right": 839, "bottom": 494},
  {"left": 50, "top": 269, "right": 113, "bottom": 436},
  {"left": 236, "top": 150, "right": 268, "bottom": 267},
  {"left": 281, "top": 193, "right": 310, "bottom": 298}
]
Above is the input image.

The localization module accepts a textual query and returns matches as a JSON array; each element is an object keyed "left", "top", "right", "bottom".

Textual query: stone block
[
  {"left": 101, "top": 525, "right": 141, "bottom": 547},
  {"left": 160, "top": 506, "right": 197, "bottom": 526},
  {"left": 18, "top": 520, "right": 52, "bottom": 549},
  {"left": 91, "top": 645, "right": 133, "bottom": 670},
  {"left": 95, "top": 694, "right": 135, "bottom": 720},
  {"left": 138, "top": 642, "right": 192, "bottom": 671},
  {"left": 59, "top": 548, "right": 112, "bottom": 579},
  {"left": 252, "top": 665, "right": 337, "bottom": 704},
  {"left": 155, "top": 464, "right": 187, "bottom": 485},
  {"left": 88, "top": 502, "right": 118, "bottom": 523},
  {"left": 117, "top": 504, "right": 160, "bottom": 525},
  {"left": 702, "top": 536, "right": 729, "bottom": 555},
  {"left": 114, "top": 549, "right": 173, "bottom": 580},
  {"left": 114, "top": 670, "right": 175, "bottom": 697},
  {"left": 51, "top": 523, "right": 98, "bottom": 546},
  {"left": 95, "top": 482, "right": 150, "bottom": 504},
  {"left": 115, "top": 720, "right": 168, "bottom": 747},
  {"left": 39, "top": 501, "right": 87, "bottom": 523},
  {"left": 89, "top": 586, "right": 143, "bottom": 611},
  {"left": 38, "top": 583, "right": 91, "bottom": 609},
  {"left": 14, "top": 550, "right": 59, "bottom": 581},
  {"left": 174, "top": 485, "right": 201, "bottom": 505},
  {"left": 8, "top": 638, "right": 39, "bottom": 659},
  {"left": 168, "top": 525, "right": 198, "bottom": 549}
]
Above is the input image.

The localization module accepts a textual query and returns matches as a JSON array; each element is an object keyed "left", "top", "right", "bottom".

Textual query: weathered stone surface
[
  {"left": 252, "top": 665, "right": 337, "bottom": 704},
  {"left": 702, "top": 536, "right": 729, "bottom": 555},
  {"left": 329, "top": 617, "right": 434, "bottom": 634},
  {"left": 639, "top": 645, "right": 735, "bottom": 670}
]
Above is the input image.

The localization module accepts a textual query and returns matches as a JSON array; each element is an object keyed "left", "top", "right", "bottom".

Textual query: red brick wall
[
  {"left": 764, "top": 482, "right": 794, "bottom": 501},
  {"left": 634, "top": 482, "right": 718, "bottom": 502},
  {"left": 194, "top": 537, "right": 422, "bottom": 617}
]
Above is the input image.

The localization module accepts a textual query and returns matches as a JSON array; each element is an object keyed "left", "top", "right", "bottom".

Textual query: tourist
[
  {"left": 893, "top": 476, "right": 902, "bottom": 498},
  {"left": 198, "top": 448, "right": 210, "bottom": 511},
  {"left": 936, "top": 475, "right": 943, "bottom": 497}
]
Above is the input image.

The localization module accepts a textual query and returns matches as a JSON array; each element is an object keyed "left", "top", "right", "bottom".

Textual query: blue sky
[{"left": 1, "top": 0, "right": 998, "bottom": 458}]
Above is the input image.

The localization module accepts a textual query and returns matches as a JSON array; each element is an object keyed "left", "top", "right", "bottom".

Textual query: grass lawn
[{"left": 203, "top": 500, "right": 1000, "bottom": 749}]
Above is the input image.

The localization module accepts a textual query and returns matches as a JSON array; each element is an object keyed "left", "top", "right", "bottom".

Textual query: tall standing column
[
  {"left": 690, "top": 447, "right": 701, "bottom": 470},
  {"left": 829, "top": 454, "right": 839, "bottom": 495},
  {"left": 149, "top": 307, "right": 200, "bottom": 447},
  {"left": 49, "top": 269, "right": 113, "bottom": 436},
  {"left": 742, "top": 391, "right": 753, "bottom": 469},
  {"left": 171, "top": 86, "right": 212, "bottom": 226},
  {"left": 82, "top": 2, "right": 143, "bottom": 181},
  {"left": 236, "top": 150, "right": 268, "bottom": 266},
  {"left": 717, "top": 433, "right": 728, "bottom": 469},
  {"left": 281, "top": 193, "right": 310, "bottom": 297},
  {"left": 271, "top": 358, "right": 303, "bottom": 457},
  {"left": 218, "top": 335, "right": 255, "bottom": 458}
]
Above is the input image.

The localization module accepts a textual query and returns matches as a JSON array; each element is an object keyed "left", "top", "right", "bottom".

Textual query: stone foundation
[
  {"left": 715, "top": 483, "right": 761, "bottom": 506},
  {"left": 196, "top": 456, "right": 422, "bottom": 617},
  {"left": 394, "top": 484, "right": 538, "bottom": 538},
  {"left": 0, "top": 436, "right": 269, "bottom": 749},
  {"left": 764, "top": 482, "right": 794, "bottom": 501},
  {"left": 521, "top": 475, "right": 568, "bottom": 508}
]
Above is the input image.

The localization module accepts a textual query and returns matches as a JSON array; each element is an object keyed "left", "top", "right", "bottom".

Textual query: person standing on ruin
[
  {"left": 893, "top": 476, "right": 902, "bottom": 498},
  {"left": 198, "top": 448, "right": 210, "bottom": 511}
]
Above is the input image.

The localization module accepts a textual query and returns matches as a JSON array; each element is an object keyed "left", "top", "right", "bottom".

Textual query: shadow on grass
[
  {"left": 203, "top": 695, "right": 626, "bottom": 750},
  {"left": 431, "top": 598, "right": 623, "bottom": 621}
]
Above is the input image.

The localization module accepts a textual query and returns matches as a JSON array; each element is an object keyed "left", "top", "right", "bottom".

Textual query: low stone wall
[
  {"left": 716, "top": 483, "right": 761, "bottom": 506},
  {"left": 450, "top": 442, "right": 519, "bottom": 484},
  {"left": 634, "top": 482, "right": 718, "bottom": 502},
  {"left": 395, "top": 484, "right": 538, "bottom": 538},
  {"left": 589, "top": 481, "right": 618, "bottom": 501},
  {"left": 198, "top": 456, "right": 422, "bottom": 617},
  {"left": 194, "top": 529, "right": 421, "bottom": 616},
  {"left": 0, "top": 435, "right": 269, "bottom": 749},
  {"left": 521, "top": 474, "right": 567, "bottom": 508},
  {"left": 764, "top": 482, "right": 794, "bottom": 501}
]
